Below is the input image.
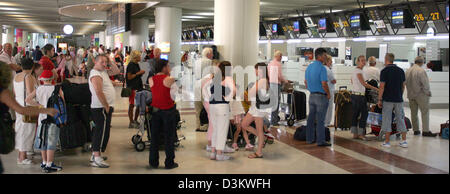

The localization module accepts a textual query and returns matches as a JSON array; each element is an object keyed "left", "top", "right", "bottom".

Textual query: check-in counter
[{"left": 282, "top": 62, "right": 449, "bottom": 108}]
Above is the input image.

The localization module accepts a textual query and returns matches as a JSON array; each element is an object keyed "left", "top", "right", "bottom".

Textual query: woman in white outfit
[
  {"left": 13, "top": 58, "right": 39, "bottom": 165},
  {"left": 324, "top": 55, "right": 336, "bottom": 127},
  {"left": 206, "top": 61, "right": 236, "bottom": 161},
  {"left": 241, "top": 63, "right": 272, "bottom": 159}
]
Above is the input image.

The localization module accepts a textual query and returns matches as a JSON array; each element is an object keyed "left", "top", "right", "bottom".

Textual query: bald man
[{"left": 0, "top": 43, "right": 21, "bottom": 72}]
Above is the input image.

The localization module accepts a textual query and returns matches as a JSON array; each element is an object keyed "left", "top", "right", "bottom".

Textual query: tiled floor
[{"left": 1, "top": 86, "right": 448, "bottom": 174}]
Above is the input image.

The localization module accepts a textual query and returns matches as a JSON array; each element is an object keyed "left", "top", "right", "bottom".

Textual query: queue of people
[{"left": 0, "top": 41, "right": 440, "bottom": 174}]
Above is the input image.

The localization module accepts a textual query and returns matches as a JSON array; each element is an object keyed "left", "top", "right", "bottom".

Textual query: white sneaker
[
  {"left": 223, "top": 145, "right": 235, "bottom": 153},
  {"left": 399, "top": 141, "right": 408, "bottom": 148},
  {"left": 90, "top": 157, "right": 110, "bottom": 168},
  {"left": 381, "top": 142, "right": 391, "bottom": 148},
  {"left": 17, "top": 159, "right": 33, "bottom": 165},
  {"left": 206, "top": 145, "right": 212, "bottom": 152},
  {"left": 209, "top": 153, "right": 216, "bottom": 160},
  {"left": 216, "top": 154, "right": 231, "bottom": 161},
  {"left": 90, "top": 155, "right": 108, "bottom": 163}
]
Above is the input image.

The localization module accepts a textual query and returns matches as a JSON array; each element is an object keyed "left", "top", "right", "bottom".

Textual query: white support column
[
  {"left": 155, "top": 7, "right": 182, "bottom": 68},
  {"left": 22, "top": 31, "right": 28, "bottom": 48},
  {"left": 6, "top": 27, "right": 14, "bottom": 44},
  {"left": 0, "top": 26, "right": 3, "bottom": 45},
  {"left": 214, "top": 0, "right": 260, "bottom": 68},
  {"left": 130, "top": 18, "right": 149, "bottom": 51},
  {"left": 99, "top": 31, "right": 105, "bottom": 47}
]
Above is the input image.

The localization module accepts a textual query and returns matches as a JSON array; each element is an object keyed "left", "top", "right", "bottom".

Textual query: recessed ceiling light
[
  {"left": 6, "top": 14, "right": 32, "bottom": 17},
  {"left": 182, "top": 16, "right": 208, "bottom": 19},
  {"left": 0, "top": 7, "right": 23, "bottom": 11},
  {"left": 0, "top": 2, "right": 19, "bottom": 6}
]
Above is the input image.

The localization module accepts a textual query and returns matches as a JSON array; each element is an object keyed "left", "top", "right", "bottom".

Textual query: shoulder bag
[{"left": 23, "top": 74, "right": 39, "bottom": 123}]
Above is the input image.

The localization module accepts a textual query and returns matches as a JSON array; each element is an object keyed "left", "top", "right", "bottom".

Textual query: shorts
[
  {"left": 129, "top": 90, "right": 136, "bottom": 105},
  {"left": 34, "top": 122, "right": 60, "bottom": 151},
  {"left": 248, "top": 105, "right": 271, "bottom": 118}
]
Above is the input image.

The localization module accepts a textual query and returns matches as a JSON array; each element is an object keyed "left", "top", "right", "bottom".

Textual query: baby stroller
[{"left": 367, "top": 105, "right": 411, "bottom": 141}]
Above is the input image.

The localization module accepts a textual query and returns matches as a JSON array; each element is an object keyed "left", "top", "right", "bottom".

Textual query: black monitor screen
[
  {"left": 446, "top": 4, "right": 449, "bottom": 22},
  {"left": 350, "top": 15, "right": 360, "bottom": 28},
  {"left": 392, "top": 10, "right": 404, "bottom": 26},
  {"left": 318, "top": 18, "right": 327, "bottom": 31}
]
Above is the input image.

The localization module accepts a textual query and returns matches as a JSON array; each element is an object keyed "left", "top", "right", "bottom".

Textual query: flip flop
[{"left": 248, "top": 153, "right": 264, "bottom": 159}]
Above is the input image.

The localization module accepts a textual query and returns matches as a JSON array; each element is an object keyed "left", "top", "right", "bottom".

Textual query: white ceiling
[{"left": 0, "top": 0, "right": 412, "bottom": 35}]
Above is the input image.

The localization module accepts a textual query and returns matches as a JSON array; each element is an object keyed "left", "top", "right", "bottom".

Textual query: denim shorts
[{"left": 34, "top": 122, "right": 60, "bottom": 151}]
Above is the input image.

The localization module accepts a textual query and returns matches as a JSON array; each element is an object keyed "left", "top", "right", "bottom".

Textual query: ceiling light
[
  {"left": 383, "top": 36, "right": 405, "bottom": 41},
  {"left": 0, "top": 2, "right": 19, "bottom": 6},
  {"left": 0, "top": 7, "right": 22, "bottom": 11},
  {"left": 415, "top": 35, "right": 449, "bottom": 40},
  {"left": 182, "top": 16, "right": 208, "bottom": 19},
  {"left": 196, "top": 12, "right": 214, "bottom": 16},
  {"left": 258, "top": 40, "right": 268, "bottom": 44},
  {"left": 63, "top": 24, "right": 74, "bottom": 35},
  {"left": 271, "top": 40, "right": 284, "bottom": 44}
]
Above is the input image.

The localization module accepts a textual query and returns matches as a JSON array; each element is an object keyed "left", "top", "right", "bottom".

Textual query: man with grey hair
[
  {"left": 405, "top": 56, "right": 435, "bottom": 137},
  {"left": 378, "top": 53, "right": 408, "bottom": 148},
  {"left": 363, "top": 56, "right": 380, "bottom": 82},
  {"left": 194, "top": 47, "right": 213, "bottom": 132}
]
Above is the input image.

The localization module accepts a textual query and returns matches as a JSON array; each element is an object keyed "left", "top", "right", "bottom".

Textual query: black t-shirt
[
  {"left": 126, "top": 62, "right": 143, "bottom": 91},
  {"left": 0, "top": 87, "right": 9, "bottom": 115},
  {"left": 380, "top": 64, "right": 406, "bottom": 103}
]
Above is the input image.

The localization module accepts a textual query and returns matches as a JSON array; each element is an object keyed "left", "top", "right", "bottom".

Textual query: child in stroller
[{"left": 131, "top": 89, "right": 185, "bottom": 152}]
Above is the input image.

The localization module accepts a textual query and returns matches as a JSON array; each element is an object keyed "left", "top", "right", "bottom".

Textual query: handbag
[
  {"left": 0, "top": 111, "right": 15, "bottom": 154},
  {"left": 121, "top": 77, "right": 132, "bottom": 98},
  {"left": 23, "top": 74, "right": 39, "bottom": 123}
]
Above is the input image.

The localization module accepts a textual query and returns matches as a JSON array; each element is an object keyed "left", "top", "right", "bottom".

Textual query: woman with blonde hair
[{"left": 126, "top": 50, "right": 146, "bottom": 128}]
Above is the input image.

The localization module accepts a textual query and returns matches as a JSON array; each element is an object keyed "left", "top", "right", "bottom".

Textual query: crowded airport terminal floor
[{"left": 0, "top": 0, "right": 449, "bottom": 177}]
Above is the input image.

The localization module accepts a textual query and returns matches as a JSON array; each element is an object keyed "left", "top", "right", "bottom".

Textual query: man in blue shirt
[
  {"left": 304, "top": 48, "right": 331, "bottom": 146},
  {"left": 378, "top": 53, "right": 408, "bottom": 148}
]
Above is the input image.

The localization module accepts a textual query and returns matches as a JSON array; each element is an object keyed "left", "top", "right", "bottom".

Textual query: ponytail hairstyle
[{"left": 254, "top": 62, "right": 269, "bottom": 89}]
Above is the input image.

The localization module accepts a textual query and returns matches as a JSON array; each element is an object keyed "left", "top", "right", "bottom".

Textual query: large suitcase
[
  {"left": 293, "top": 91, "right": 307, "bottom": 120},
  {"left": 59, "top": 120, "right": 87, "bottom": 150},
  {"left": 61, "top": 81, "right": 91, "bottom": 105},
  {"left": 334, "top": 87, "right": 352, "bottom": 130}
]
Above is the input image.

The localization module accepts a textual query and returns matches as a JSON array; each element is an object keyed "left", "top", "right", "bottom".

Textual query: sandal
[
  {"left": 245, "top": 144, "right": 254, "bottom": 151},
  {"left": 231, "top": 143, "right": 239, "bottom": 151},
  {"left": 248, "top": 152, "right": 264, "bottom": 159}
]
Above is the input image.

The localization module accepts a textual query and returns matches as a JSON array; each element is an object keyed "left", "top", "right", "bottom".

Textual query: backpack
[{"left": 46, "top": 85, "right": 67, "bottom": 126}]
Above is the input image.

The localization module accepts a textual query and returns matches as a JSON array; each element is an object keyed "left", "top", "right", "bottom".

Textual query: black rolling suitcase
[
  {"left": 293, "top": 91, "right": 307, "bottom": 121},
  {"left": 61, "top": 81, "right": 91, "bottom": 106},
  {"left": 334, "top": 87, "right": 352, "bottom": 130}
]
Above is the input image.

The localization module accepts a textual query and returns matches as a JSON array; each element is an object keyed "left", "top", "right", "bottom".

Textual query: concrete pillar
[
  {"left": 130, "top": 18, "right": 149, "bottom": 51},
  {"left": 105, "top": 30, "right": 113, "bottom": 50},
  {"left": 214, "top": 0, "right": 259, "bottom": 68},
  {"left": 99, "top": 31, "right": 105, "bottom": 47},
  {"left": 0, "top": 27, "right": 3, "bottom": 45},
  {"left": 6, "top": 27, "right": 14, "bottom": 44},
  {"left": 266, "top": 39, "right": 272, "bottom": 60},
  {"left": 22, "top": 31, "right": 28, "bottom": 48},
  {"left": 155, "top": 7, "right": 182, "bottom": 68}
]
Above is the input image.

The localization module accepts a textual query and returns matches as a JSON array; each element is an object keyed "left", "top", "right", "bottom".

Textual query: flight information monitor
[
  {"left": 318, "top": 18, "right": 327, "bottom": 31},
  {"left": 350, "top": 15, "right": 360, "bottom": 29},
  {"left": 272, "top": 24, "right": 278, "bottom": 33},
  {"left": 293, "top": 21, "right": 300, "bottom": 32},
  {"left": 392, "top": 10, "right": 404, "bottom": 26}
]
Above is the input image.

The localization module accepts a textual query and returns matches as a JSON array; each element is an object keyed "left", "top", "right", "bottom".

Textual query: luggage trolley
[{"left": 278, "top": 81, "right": 299, "bottom": 127}]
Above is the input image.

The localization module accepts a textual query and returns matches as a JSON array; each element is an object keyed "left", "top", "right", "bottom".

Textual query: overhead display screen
[
  {"left": 446, "top": 4, "right": 449, "bottom": 22},
  {"left": 293, "top": 21, "right": 300, "bottom": 32},
  {"left": 392, "top": 10, "right": 404, "bottom": 26},
  {"left": 318, "top": 18, "right": 327, "bottom": 31},
  {"left": 272, "top": 24, "right": 278, "bottom": 33},
  {"left": 350, "top": 15, "right": 360, "bottom": 28}
]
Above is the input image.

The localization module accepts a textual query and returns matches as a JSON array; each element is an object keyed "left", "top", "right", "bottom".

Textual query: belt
[
  {"left": 311, "top": 92, "right": 327, "bottom": 96},
  {"left": 352, "top": 92, "right": 365, "bottom": 96}
]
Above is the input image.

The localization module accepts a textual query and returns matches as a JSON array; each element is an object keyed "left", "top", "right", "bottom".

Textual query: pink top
[
  {"left": 56, "top": 55, "right": 67, "bottom": 78},
  {"left": 268, "top": 60, "right": 286, "bottom": 84}
]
